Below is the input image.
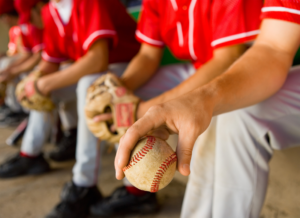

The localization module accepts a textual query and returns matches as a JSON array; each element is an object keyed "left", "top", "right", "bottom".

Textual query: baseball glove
[
  {"left": 85, "top": 72, "right": 139, "bottom": 143},
  {"left": 0, "top": 82, "right": 6, "bottom": 106},
  {"left": 15, "top": 71, "right": 55, "bottom": 111}
]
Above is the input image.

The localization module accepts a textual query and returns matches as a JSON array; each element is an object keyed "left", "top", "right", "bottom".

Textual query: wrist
[
  {"left": 136, "top": 101, "right": 148, "bottom": 119},
  {"left": 195, "top": 84, "right": 220, "bottom": 116},
  {"left": 37, "top": 76, "right": 51, "bottom": 96}
]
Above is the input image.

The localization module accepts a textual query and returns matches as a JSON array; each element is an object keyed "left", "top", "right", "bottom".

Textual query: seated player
[
  {"left": 89, "top": 0, "right": 262, "bottom": 217},
  {"left": 0, "top": 0, "right": 78, "bottom": 164},
  {"left": 0, "top": 0, "right": 39, "bottom": 124},
  {"left": 0, "top": 0, "right": 140, "bottom": 218},
  {"left": 116, "top": 0, "right": 300, "bottom": 217}
]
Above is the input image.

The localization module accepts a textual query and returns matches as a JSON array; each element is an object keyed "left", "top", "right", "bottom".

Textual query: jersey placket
[{"left": 176, "top": 0, "right": 197, "bottom": 60}]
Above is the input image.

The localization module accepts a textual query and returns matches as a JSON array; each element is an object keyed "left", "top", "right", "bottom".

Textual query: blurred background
[{"left": 0, "top": 1, "right": 300, "bottom": 218}]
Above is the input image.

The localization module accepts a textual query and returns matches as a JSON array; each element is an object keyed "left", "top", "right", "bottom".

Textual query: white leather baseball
[{"left": 123, "top": 136, "right": 177, "bottom": 192}]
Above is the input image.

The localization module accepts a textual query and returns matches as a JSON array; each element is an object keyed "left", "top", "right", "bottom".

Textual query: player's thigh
[
  {"left": 237, "top": 65, "right": 300, "bottom": 149},
  {"left": 134, "top": 63, "right": 195, "bottom": 100}
]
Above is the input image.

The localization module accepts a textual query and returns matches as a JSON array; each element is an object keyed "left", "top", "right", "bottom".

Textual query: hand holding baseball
[
  {"left": 115, "top": 90, "right": 214, "bottom": 180},
  {"left": 123, "top": 136, "right": 177, "bottom": 192}
]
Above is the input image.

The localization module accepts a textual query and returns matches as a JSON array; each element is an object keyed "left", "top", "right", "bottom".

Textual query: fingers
[
  {"left": 93, "top": 113, "right": 113, "bottom": 122},
  {"left": 110, "top": 124, "right": 116, "bottom": 132},
  {"left": 115, "top": 106, "right": 166, "bottom": 180},
  {"left": 147, "top": 127, "right": 170, "bottom": 141},
  {"left": 176, "top": 129, "right": 199, "bottom": 176}
]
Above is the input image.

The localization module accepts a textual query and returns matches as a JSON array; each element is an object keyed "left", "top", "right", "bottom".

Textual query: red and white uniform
[
  {"left": 137, "top": 0, "right": 262, "bottom": 69},
  {"left": 7, "top": 26, "right": 21, "bottom": 55},
  {"left": 182, "top": 1, "right": 300, "bottom": 218},
  {"left": 261, "top": 0, "right": 300, "bottom": 24},
  {"left": 19, "top": 24, "right": 44, "bottom": 53},
  {"left": 20, "top": 0, "right": 141, "bottom": 188},
  {"left": 41, "top": 0, "right": 140, "bottom": 64}
]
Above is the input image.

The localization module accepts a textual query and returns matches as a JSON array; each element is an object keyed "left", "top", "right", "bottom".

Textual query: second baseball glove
[
  {"left": 85, "top": 72, "right": 139, "bottom": 143},
  {"left": 15, "top": 71, "right": 55, "bottom": 112}
]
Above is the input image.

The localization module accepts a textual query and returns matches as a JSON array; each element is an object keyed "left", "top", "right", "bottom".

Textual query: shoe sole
[{"left": 89, "top": 205, "right": 160, "bottom": 218}]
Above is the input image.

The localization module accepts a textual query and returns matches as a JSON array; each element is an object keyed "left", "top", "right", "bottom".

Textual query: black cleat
[
  {"left": 48, "top": 128, "right": 77, "bottom": 162},
  {"left": 90, "top": 186, "right": 159, "bottom": 217},
  {"left": 0, "top": 153, "right": 50, "bottom": 178},
  {"left": 0, "top": 110, "right": 27, "bottom": 127},
  {"left": 45, "top": 182, "right": 102, "bottom": 218}
]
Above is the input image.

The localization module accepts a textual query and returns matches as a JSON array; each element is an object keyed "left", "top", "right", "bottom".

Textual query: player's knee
[
  {"left": 76, "top": 75, "right": 96, "bottom": 96},
  {"left": 218, "top": 109, "right": 249, "bottom": 134}
]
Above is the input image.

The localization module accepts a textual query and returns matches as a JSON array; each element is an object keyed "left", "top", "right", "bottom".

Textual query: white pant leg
[
  {"left": 134, "top": 63, "right": 195, "bottom": 100},
  {"left": 52, "top": 84, "right": 78, "bottom": 130},
  {"left": 213, "top": 65, "right": 300, "bottom": 218},
  {"left": 181, "top": 118, "right": 217, "bottom": 218},
  {"left": 72, "top": 63, "right": 127, "bottom": 187},
  {"left": 21, "top": 82, "right": 77, "bottom": 156},
  {"left": 21, "top": 111, "right": 53, "bottom": 156},
  {"left": 0, "top": 56, "right": 23, "bottom": 112},
  {"left": 5, "top": 77, "right": 23, "bottom": 112}
]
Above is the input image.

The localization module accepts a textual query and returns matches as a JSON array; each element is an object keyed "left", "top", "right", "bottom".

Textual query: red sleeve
[
  {"left": 261, "top": 0, "right": 300, "bottom": 25},
  {"left": 136, "top": 0, "right": 164, "bottom": 47},
  {"left": 211, "top": 0, "right": 263, "bottom": 49},
  {"left": 41, "top": 5, "right": 68, "bottom": 63},
  {"left": 20, "top": 24, "right": 44, "bottom": 53},
  {"left": 77, "top": 0, "right": 118, "bottom": 52}
]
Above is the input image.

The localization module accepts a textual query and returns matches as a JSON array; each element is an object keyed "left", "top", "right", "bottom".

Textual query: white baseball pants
[
  {"left": 20, "top": 83, "right": 78, "bottom": 155},
  {"left": 181, "top": 65, "right": 300, "bottom": 218},
  {"left": 73, "top": 63, "right": 195, "bottom": 187},
  {"left": 0, "top": 56, "right": 23, "bottom": 112}
]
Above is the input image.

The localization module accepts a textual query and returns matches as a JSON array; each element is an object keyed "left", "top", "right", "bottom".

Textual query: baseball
[{"left": 123, "top": 136, "right": 177, "bottom": 192}]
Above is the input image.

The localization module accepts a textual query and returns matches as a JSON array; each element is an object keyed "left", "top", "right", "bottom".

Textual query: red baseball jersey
[
  {"left": 261, "top": 0, "right": 300, "bottom": 24},
  {"left": 8, "top": 26, "right": 21, "bottom": 55},
  {"left": 137, "top": 0, "right": 262, "bottom": 69},
  {"left": 41, "top": 0, "right": 140, "bottom": 64},
  {"left": 20, "top": 24, "right": 44, "bottom": 53}
]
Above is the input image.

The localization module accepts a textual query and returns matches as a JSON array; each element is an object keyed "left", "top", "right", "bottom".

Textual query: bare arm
[
  {"left": 4, "top": 52, "right": 31, "bottom": 70},
  {"left": 115, "top": 19, "right": 300, "bottom": 179},
  {"left": 209, "top": 19, "right": 300, "bottom": 115},
  {"left": 37, "top": 39, "right": 109, "bottom": 95},
  {"left": 38, "top": 59, "right": 60, "bottom": 74},
  {"left": 10, "top": 52, "right": 42, "bottom": 76},
  {"left": 121, "top": 43, "right": 163, "bottom": 91},
  {"left": 137, "top": 44, "right": 247, "bottom": 116}
]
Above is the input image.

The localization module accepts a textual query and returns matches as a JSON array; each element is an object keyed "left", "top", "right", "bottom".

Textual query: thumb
[{"left": 176, "top": 129, "right": 198, "bottom": 176}]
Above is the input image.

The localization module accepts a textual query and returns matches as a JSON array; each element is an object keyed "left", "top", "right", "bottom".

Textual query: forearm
[
  {"left": 197, "top": 43, "right": 294, "bottom": 116},
  {"left": 10, "top": 52, "right": 41, "bottom": 76},
  {"left": 42, "top": 54, "right": 107, "bottom": 92},
  {"left": 121, "top": 53, "right": 161, "bottom": 91},
  {"left": 121, "top": 44, "right": 163, "bottom": 91},
  {"left": 4, "top": 53, "right": 31, "bottom": 70},
  {"left": 39, "top": 40, "right": 109, "bottom": 93},
  {"left": 140, "top": 44, "right": 246, "bottom": 115}
]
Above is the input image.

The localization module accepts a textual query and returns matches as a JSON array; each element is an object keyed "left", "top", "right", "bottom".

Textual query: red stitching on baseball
[
  {"left": 150, "top": 153, "right": 177, "bottom": 193},
  {"left": 123, "top": 136, "right": 156, "bottom": 172}
]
